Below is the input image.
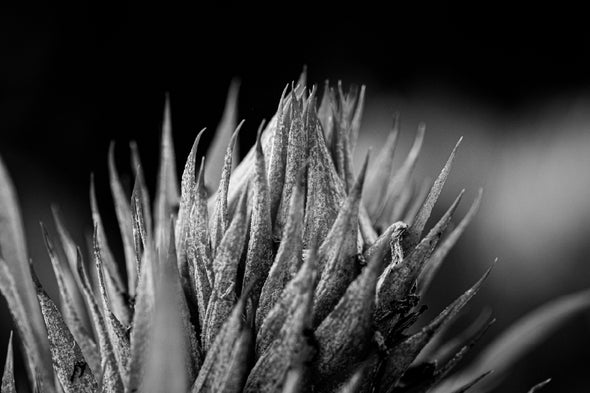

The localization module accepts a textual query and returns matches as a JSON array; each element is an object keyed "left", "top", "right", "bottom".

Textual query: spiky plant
[{"left": 1, "top": 73, "right": 589, "bottom": 393}]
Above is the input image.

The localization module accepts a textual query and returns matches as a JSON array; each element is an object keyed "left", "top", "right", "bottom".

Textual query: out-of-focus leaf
[
  {"left": 374, "top": 124, "right": 425, "bottom": 230},
  {"left": 203, "top": 190, "right": 249, "bottom": 351},
  {"left": 127, "top": 243, "right": 156, "bottom": 393},
  {"left": 143, "top": 230, "right": 201, "bottom": 393},
  {"left": 154, "top": 95, "right": 180, "bottom": 254},
  {"left": 31, "top": 266, "right": 99, "bottom": 393},
  {"left": 447, "top": 371, "right": 492, "bottom": 393},
  {"left": 444, "top": 289, "right": 590, "bottom": 392},
  {"left": 223, "top": 113, "right": 276, "bottom": 219},
  {"left": 406, "top": 319, "right": 494, "bottom": 393},
  {"left": 330, "top": 82, "right": 358, "bottom": 191},
  {"left": 419, "top": 189, "right": 483, "bottom": 296},
  {"left": 527, "top": 379, "right": 551, "bottom": 393},
  {"left": 318, "top": 80, "right": 335, "bottom": 146},
  {"left": 350, "top": 84, "right": 366, "bottom": 153},
  {"left": 0, "top": 156, "right": 53, "bottom": 387},
  {"left": 280, "top": 368, "right": 303, "bottom": 393},
  {"left": 1, "top": 332, "right": 15, "bottom": 393},
  {"left": 365, "top": 113, "right": 400, "bottom": 219},
  {"left": 337, "top": 367, "right": 364, "bottom": 393},
  {"left": 401, "top": 178, "right": 432, "bottom": 226},
  {"left": 210, "top": 122, "right": 243, "bottom": 252},
  {"left": 206, "top": 79, "right": 240, "bottom": 192}
]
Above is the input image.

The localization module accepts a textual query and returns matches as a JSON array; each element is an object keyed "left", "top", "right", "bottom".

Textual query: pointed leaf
[
  {"left": 313, "top": 153, "right": 368, "bottom": 326},
  {"left": 268, "top": 86, "right": 290, "bottom": 224},
  {"left": 349, "top": 84, "right": 366, "bottom": 153},
  {"left": 187, "top": 157, "right": 213, "bottom": 328},
  {"left": 206, "top": 79, "right": 240, "bottom": 192},
  {"left": 312, "top": 237, "right": 386, "bottom": 388},
  {"left": 447, "top": 288, "right": 590, "bottom": 391},
  {"left": 376, "top": 190, "right": 465, "bottom": 323},
  {"left": 75, "top": 249, "right": 124, "bottom": 392},
  {"left": 528, "top": 379, "right": 552, "bottom": 393},
  {"left": 176, "top": 129, "right": 206, "bottom": 291},
  {"left": 374, "top": 124, "right": 425, "bottom": 229},
  {"left": 45, "top": 212, "right": 92, "bottom": 332},
  {"left": 242, "top": 125, "right": 273, "bottom": 315},
  {"left": 94, "top": 233, "right": 131, "bottom": 387},
  {"left": 154, "top": 95, "right": 180, "bottom": 254},
  {"left": 0, "top": 157, "right": 52, "bottom": 386},
  {"left": 130, "top": 141, "right": 153, "bottom": 233},
  {"left": 419, "top": 189, "right": 483, "bottom": 296},
  {"left": 192, "top": 296, "right": 250, "bottom": 393},
  {"left": 210, "top": 121, "right": 243, "bottom": 251},
  {"left": 1, "top": 332, "right": 15, "bottom": 393},
  {"left": 108, "top": 142, "right": 137, "bottom": 296},
  {"left": 256, "top": 248, "right": 317, "bottom": 356},
  {"left": 256, "top": 166, "right": 306, "bottom": 330},
  {"left": 405, "top": 137, "right": 462, "bottom": 248},
  {"left": 89, "top": 177, "right": 129, "bottom": 325},
  {"left": 127, "top": 244, "right": 156, "bottom": 393},
  {"left": 245, "top": 262, "right": 315, "bottom": 393},
  {"left": 31, "top": 267, "right": 99, "bottom": 393},
  {"left": 143, "top": 230, "right": 201, "bottom": 393},
  {"left": 446, "top": 371, "right": 492, "bottom": 393},
  {"left": 377, "top": 267, "right": 491, "bottom": 390},
  {"left": 276, "top": 93, "right": 308, "bottom": 234},
  {"left": 203, "top": 191, "right": 249, "bottom": 351},
  {"left": 303, "top": 114, "right": 346, "bottom": 246},
  {"left": 41, "top": 223, "right": 101, "bottom": 377}
]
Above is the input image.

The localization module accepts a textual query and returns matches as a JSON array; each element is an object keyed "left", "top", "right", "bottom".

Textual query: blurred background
[{"left": 2, "top": 2, "right": 590, "bottom": 392}]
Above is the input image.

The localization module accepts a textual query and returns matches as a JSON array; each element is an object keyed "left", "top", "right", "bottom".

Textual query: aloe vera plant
[{"left": 1, "top": 73, "right": 589, "bottom": 393}]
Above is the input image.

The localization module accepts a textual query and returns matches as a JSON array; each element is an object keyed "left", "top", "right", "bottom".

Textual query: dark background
[{"left": 2, "top": 3, "right": 590, "bottom": 392}]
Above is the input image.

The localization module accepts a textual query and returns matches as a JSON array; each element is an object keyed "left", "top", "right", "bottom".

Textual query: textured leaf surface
[
  {"left": 192, "top": 296, "right": 250, "bottom": 393},
  {"left": 257, "top": 165, "right": 306, "bottom": 330},
  {"left": 32, "top": 267, "right": 99, "bottom": 393},
  {"left": 203, "top": 191, "right": 249, "bottom": 350}
]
